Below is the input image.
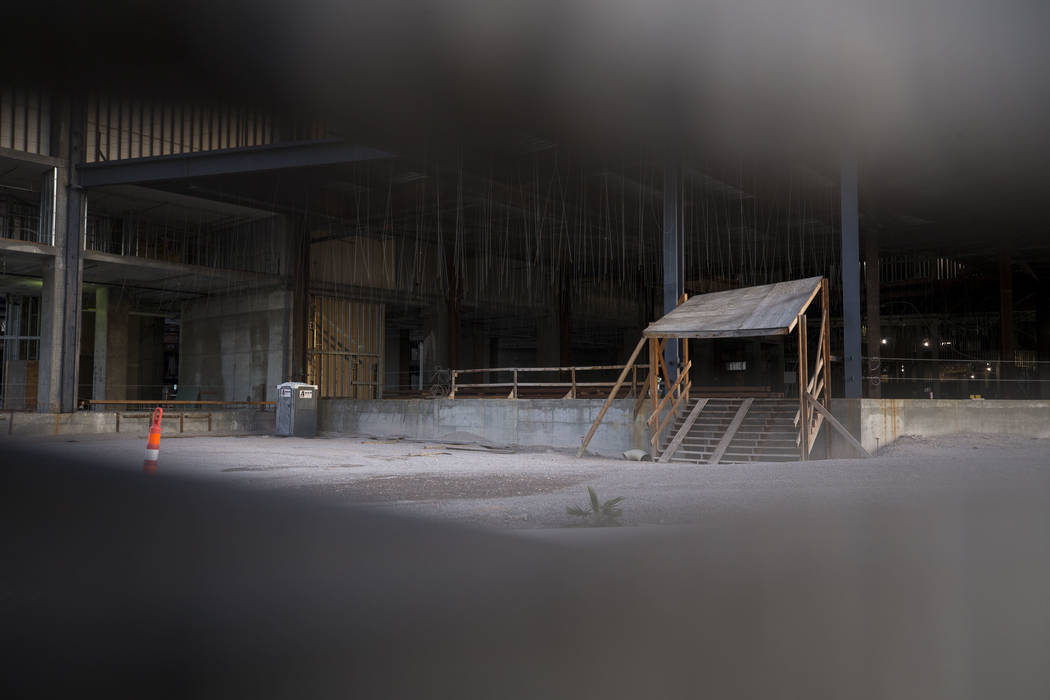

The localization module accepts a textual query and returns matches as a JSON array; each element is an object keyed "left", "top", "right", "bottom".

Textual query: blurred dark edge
[{"left": 3, "top": 442, "right": 1049, "bottom": 698}]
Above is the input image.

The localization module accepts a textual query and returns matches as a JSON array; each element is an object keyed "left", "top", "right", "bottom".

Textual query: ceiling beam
[{"left": 76, "top": 139, "right": 395, "bottom": 188}]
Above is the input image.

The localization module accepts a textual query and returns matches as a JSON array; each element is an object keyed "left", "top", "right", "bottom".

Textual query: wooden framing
[
  {"left": 578, "top": 277, "right": 849, "bottom": 462},
  {"left": 709, "top": 398, "right": 754, "bottom": 465},
  {"left": 806, "top": 392, "right": 871, "bottom": 458},
  {"left": 576, "top": 337, "right": 648, "bottom": 457},
  {"left": 658, "top": 398, "right": 708, "bottom": 463},
  {"left": 307, "top": 295, "right": 384, "bottom": 399}
]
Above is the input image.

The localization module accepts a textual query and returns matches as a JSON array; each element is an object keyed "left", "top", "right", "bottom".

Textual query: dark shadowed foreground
[{"left": 3, "top": 442, "right": 1048, "bottom": 698}]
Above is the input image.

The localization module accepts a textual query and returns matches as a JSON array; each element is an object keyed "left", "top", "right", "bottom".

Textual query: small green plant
[{"left": 566, "top": 486, "right": 625, "bottom": 527}]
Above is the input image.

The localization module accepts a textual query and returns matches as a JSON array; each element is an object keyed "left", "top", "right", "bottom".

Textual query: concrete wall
[
  {"left": 179, "top": 289, "right": 290, "bottom": 402},
  {"left": 320, "top": 398, "right": 648, "bottom": 457},
  {"left": 0, "top": 409, "right": 274, "bottom": 438},
  {"left": 858, "top": 398, "right": 1050, "bottom": 452}
]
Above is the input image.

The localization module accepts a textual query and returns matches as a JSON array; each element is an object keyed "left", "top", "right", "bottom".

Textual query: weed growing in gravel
[{"left": 566, "top": 486, "right": 624, "bottom": 527}]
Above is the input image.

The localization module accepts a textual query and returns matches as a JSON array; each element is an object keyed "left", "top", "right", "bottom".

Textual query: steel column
[
  {"left": 663, "top": 161, "right": 683, "bottom": 386},
  {"left": 840, "top": 158, "right": 862, "bottom": 398}
]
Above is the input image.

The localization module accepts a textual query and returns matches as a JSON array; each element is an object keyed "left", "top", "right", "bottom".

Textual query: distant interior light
[
  {"left": 881, "top": 338, "right": 888, "bottom": 345},
  {"left": 970, "top": 374, "right": 975, "bottom": 379},
  {"left": 922, "top": 340, "right": 930, "bottom": 348}
]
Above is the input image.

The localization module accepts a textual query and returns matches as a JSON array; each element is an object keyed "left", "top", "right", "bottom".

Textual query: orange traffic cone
[{"left": 143, "top": 407, "right": 163, "bottom": 474}]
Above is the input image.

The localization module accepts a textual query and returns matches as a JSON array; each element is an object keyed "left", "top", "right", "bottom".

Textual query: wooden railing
[
  {"left": 793, "top": 279, "right": 832, "bottom": 459},
  {"left": 648, "top": 360, "right": 692, "bottom": 449},
  {"left": 82, "top": 399, "right": 275, "bottom": 410},
  {"left": 450, "top": 364, "right": 651, "bottom": 400}
]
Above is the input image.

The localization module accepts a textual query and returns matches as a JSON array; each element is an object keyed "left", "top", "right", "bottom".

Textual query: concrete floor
[
  {"left": 18, "top": 431, "right": 1050, "bottom": 530},
  {"left": 7, "top": 431, "right": 1050, "bottom": 697}
]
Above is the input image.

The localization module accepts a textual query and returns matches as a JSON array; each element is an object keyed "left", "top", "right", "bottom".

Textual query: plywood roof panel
[{"left": 644, "top": 276, "right": 823, "bottom": 338}]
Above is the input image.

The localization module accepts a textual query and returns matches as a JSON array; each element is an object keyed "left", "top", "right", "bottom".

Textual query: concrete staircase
[{"left": 658, "top": 398, "right": 801, "bottom": 464}]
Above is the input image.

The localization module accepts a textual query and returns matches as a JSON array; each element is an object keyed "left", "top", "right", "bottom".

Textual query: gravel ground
[{"left": 13, "top": 431, "right": 1050, "bottom": 530}]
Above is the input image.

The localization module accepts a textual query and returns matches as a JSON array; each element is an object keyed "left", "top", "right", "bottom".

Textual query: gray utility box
[{"left": 275, "top": 382, "right": 319, "bottom": 437}]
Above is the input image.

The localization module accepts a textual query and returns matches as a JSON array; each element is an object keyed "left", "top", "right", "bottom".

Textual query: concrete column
[
  {"left": 36, "top": 257, "right": 63, "bottom": 411},
  {"left": 663, "top": 161, "right": 683, "bottom": 385},
  {"left": 36, "top": 98, "right": 85, "bottom": 412},
  {"left": 864, "top": 230, "right": 881, "bottom": 398},
  {"left": 92, "top": 287, "right": 108, "bottom": 402},
  {"left": 840, "top": 158, "right": 862, "bottom": 398},
  {"left": 106, "top": 295, "right": 129, "bottom": 400}
]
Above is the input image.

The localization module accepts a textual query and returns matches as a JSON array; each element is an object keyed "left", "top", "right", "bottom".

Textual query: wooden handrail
[
  {"left": 658, "top": 398, "right": 709, "bottom": 463},
  {"left": 454, "top": 364, "right": 651, "bottom": 375},
  {"left": 84, "top": 400, "right": 275, "bottom": 407},
  {"left": 650, "top": 380, "right": 691, "bottom": 447},
  {"left": 806, "top": 392, "right": 871, "bottom": 458},
  {"left": 577, "top": 337, "right": 648, "bottom": 458},
  {"left": 453, "top": 381, "right": 626, "bottom": 389},
  {"left": 646, "top": 360, "right": 692, "bottom": 427}
]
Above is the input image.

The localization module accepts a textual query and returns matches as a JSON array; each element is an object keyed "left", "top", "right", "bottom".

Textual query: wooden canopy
[
  {"left": 643, "top": 276, "right": 824, "bottom": 339},
  {"left": 578, "top": 275, "right": 869, "bottom": 461}
]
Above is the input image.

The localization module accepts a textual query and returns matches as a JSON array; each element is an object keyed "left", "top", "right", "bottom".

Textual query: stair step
[{"left": 656, "top": 398, "right": 804, "bottom": 464}]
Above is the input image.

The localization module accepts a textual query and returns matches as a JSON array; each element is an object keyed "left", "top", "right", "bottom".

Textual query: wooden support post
[
  {"left": 656, "top": 338, "right": 672, "bottom": 394},
  {"left": 513, "top": 370, "right": 518, "bottom": 399},
  {"left": 798, "top": 313, "right": 809, "bottom": 461},
  {"left": 632, "top": 365, "right": 637, "bottom": 398},
  {"left": 821, "top": 279, "right": 833, "bottom": 457},
  {"left": 577, "top": 336, "right": 648, "bottom": 458},
  {"left": 647, "top": 360, "right": 693, "bottom": 428},
  {"left": 807, "top": 393, "right": 871, "bottom": 457},
  {"left": 683, "top": 337, "right": 690, "bottom": 405},
  {"left": 570, "top": 368, "right": 577, "bottom": 399},
  {"left": 649, "top": 337, "right": 659, "bottom": 417},
  {"left": 450, "top": 370, "right": 457, "bottom": 399}
]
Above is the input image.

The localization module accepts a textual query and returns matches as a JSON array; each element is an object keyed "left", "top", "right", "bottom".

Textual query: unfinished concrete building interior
[
  {"left": 7, "top": 4, "right": 1050, "bottom": 696},
  {"left": 1, "top": 75, "right": 1048, "bottom": 457}
]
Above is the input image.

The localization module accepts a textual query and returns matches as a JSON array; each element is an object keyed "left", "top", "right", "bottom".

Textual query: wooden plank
[
  {"left": 647, "top": 360, "right": 692, "bottom": 427},
  {"left": 658, "top": 398, "right": 708, "bottom": 463},
  {"left": 576, "top": 336, "right": 648, "bottom": 458},
  {"left": 682, "top": 337, "right": 690, "bottom": 405},
  {"left": 655, "top": 338, "right": 671, "bottom": 389},
  {"left": 649, "top": 338, "right": 658, "bottom": 417},
  {"left": 806, "top": 393, "right": 872, "bottom": 458},
  {"left": 798, "top": 313, "right": 809, "bottom": 460},
  {"left": 645, "top": 277, "right": 823, "bottom": 338},
  {"left": 786, "top": 282, "right": 825, "bottom": 333},
  {"left": 807, "top": 411, "right": 825, "bottom": 454},
  {"left": 812, "top": 376, "right": 825, "bottom": 404},
  {"left": 86, "top": 400, "right": 275, "bottom": 407},
  {"left": 708, "top": 398, "right": 754, "bottom": 465},
  {"left": 454, "top": 364, "right": 650, "bottom": 375},
  {"left": 821, "top": 278, "right": 833, "bottom": 457},
  {"left": 643, "top": 327, "right": 789, "bottom": 339},
  {"left": 650, "top": 381, "right": 691, "bottom": 448}
]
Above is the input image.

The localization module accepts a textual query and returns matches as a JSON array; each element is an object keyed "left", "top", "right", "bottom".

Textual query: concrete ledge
[
  {"left": 320, "top": 398, "right": 648, "bottom": 458},
  {"left": 858, "top": 398, "right": 1050, "bottom": 452},
  {"left": 0, "top": 409, "right": 275, "bottom": 438}
]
